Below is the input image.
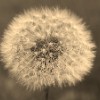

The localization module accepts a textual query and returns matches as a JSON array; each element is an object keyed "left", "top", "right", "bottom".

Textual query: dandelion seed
[{"left": 0, "top": 8, "right": 96, "bottom": 90}]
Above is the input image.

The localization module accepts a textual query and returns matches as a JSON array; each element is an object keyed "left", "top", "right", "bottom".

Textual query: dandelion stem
[{"left": 44, "top": 87, "right": 49, "bottom": 100}]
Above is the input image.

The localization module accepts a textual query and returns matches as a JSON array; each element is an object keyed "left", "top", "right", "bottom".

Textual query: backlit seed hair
[{"left": 0, "top": 8, "right": 96, "bottom": 90}]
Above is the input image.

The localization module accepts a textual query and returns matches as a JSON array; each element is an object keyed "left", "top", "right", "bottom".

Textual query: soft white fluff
[{"left": 0, "top": 8, "right": 96, "bottom": 90}]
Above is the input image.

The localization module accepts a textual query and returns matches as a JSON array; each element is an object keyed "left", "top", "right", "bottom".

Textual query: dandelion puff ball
[{"left": 0, "top": 8, "right": 96, "bottom": 90}]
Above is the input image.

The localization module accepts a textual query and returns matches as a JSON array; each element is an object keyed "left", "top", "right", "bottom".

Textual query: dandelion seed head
[{"left": 0, "top": 8, "right": 96, "bottom": 90}]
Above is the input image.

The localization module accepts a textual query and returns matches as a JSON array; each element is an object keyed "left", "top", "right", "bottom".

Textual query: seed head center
[{"left": 30, "top": 36, "right": 63, "bottom": 62}]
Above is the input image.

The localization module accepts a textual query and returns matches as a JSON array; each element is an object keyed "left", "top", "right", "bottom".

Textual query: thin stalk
[{"left": 44, "top": 87, "right": 49, "bottom": 100}]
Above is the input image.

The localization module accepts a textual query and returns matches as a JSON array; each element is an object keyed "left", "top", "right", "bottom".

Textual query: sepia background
[{"left": 0, "top": 0, "right": 100, "bottom": 100}]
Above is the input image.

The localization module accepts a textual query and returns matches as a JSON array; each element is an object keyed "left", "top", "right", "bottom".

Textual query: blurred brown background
[{"left": 0, "top": 0, "right": 100, "bottom": 100}]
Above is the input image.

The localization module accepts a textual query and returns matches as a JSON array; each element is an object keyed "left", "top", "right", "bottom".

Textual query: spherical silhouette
[{"left": 0, "top": 8, "right": 96, "bottom": 90}]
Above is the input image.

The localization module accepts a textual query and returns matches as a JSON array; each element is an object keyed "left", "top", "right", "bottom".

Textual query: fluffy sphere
[{"left": 0, "top": 8, "right": 96, "bottom": 90}]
